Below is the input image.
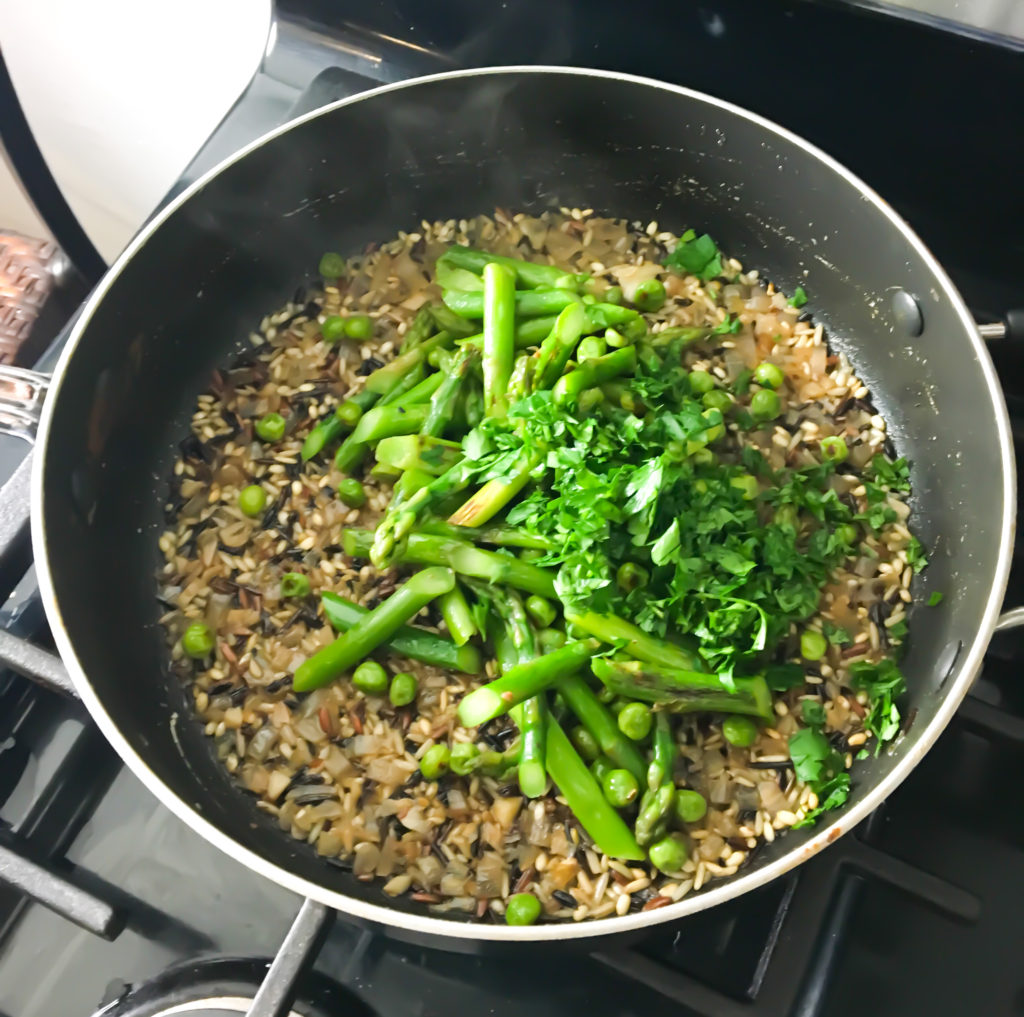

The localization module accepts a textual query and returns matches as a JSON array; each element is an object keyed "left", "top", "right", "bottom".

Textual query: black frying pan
[{"left": 19, "top": 68, "right": 1014, "bottom": 943}]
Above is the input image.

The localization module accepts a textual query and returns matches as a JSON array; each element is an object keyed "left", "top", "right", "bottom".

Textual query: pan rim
[{"left": 31, "top": 64, "right": 1016, "bottom": 943}]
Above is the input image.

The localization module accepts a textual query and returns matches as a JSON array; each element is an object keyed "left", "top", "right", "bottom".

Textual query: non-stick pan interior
[{"left": 37, "top": 69, "right": 1011, "bottom": 938}]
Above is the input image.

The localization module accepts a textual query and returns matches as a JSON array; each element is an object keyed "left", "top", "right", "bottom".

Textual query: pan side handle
[
  {"left": 995, "top": 607, "right": 1024, "bottom": 631},
  {"left": 0, "top": 366, "right": 48, "bottom": 444}
]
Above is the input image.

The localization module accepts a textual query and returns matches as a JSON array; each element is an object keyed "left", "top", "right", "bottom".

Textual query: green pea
[
  {"left": 389, "top": 671, "right": 418, "bottom": 707},
  {"left": 255, "top": 412, "right": 286, "bottom": 443},
  {"left": 238, "top": 484, "right": 267, "bottom": 518},
  {"left": 335, "top": 400, "right": 363, "bottom": 428},
  {"left": 604, "top": 327, "right": 630, "bottom": 349},
  {"left": 616, "top": 561, "right": 649, "bottom": 593},
  {"left": 505, "top": 892, "right": 543, "bottom": 925},
  {"left": 633, "top": 278, "right": 667, "bottom": 312},
  {"left": 450, "top": 741, "right": 479, "bottom": 776},
  {"left": 570, "top": 725, "right": 600, "bottom": 761},
  {"left": 609, "top": 698, "right": 629, "bottom": 715},
  {"left": 538, "top": 627, "right": 567, "bottom": 653},
  {"left": 419, "top": 743, "right": 450, "bottom": 781},
  {"left": 321, "top": 315, "right": 347, "bottom": 343},
  {"left": 590, "top": 755, "right": 615, "bottom": 785},
  {"left": 525, "top": 595, "right": 557, "bottom": 629},
  {"left": 280, "top": 572, "right": 310, "bottom": 599},
  {"left": 603, "top": 285, "right": 624, "bottom": 306},
  {"left": 352, "top": 660, "right": 388, "bottom": 695},
  {"left": 596, "top": 685, "right": 616, "bottom": 704},
  {"left": 577, "top": 336, "right": 607, "bottom": 361},
  {"left": 750, "top": 388, "right": 781, "bottom": 421},
  {"left": 702, "top": 389, "right": 733, "bottom": 413},
  {"left": 722, "top": 715, "right": 758, "bottom": 748},
  {"left": 343, "top": 314, "right": 373, "bottom": 340},
  {"left": 338, "top": 478, "right": 366, "bottom": 508},
  {"left": 181, "top": 622, "right": 215, "bottom": 659},
  {"left": 318, "top": 252, "right": 346, "bottom": 279},
  {"left": 675, "top": 789, "right": 708, "bottom": 824},
  {"left": 730, "top": 474, "right": 759, "bottom": 500},
  {"left": 820, "top": 435, "right": 848, "bottom": 462},
  {"left": 801, "top": 629, "right": 828, "bottom": 661},
  {"left": 835, "top": 523, "right": 859, "bottom": 546},
  {"left": 648, "top": 833, "right": 690, "bottom": 873},
  {"left": 753, "top": 362, "right": 785, "bottom": 389},
  {"left": 688, "top": 369, "right": 715, "bottom": 395},
  {"left": 603, "top": 768, "right": 640, "bottom": 808},
  {"left": 617, "top": 702, "right": 652, "bottom": 741}
]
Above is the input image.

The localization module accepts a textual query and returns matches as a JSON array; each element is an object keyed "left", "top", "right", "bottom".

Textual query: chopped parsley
[
  {"left": 905, "top": 536, "right": 928, "bottom": 572},
  {"left": 712, "top": 315, "right": 742, "bottom": 335},
  {"left": 848, "top": 658, "right": 907, "bottom": 754},
  {"left": 663, "top": 232, "right": 724, "bottom": 282},
  {"left": 789, "top": 286, "right": 808, "bottom": 308},
  {"left": 927, "top": 591, "right": 944, "bottom": 607},
  {"left": 822, "top": 621, "right": 853, "bottom": 646}
]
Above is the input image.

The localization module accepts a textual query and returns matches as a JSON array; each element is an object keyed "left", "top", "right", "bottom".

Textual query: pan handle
[
  {"left": 0, "top": 366, "right": 49, "bottom": 444},
  {"left": 977, "top": 309, "right": 1024, "bottom": 342}
]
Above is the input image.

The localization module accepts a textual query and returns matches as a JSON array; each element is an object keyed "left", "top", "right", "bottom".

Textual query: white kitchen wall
[{"left": 1, "top": 0, "right": 271, "bottom": 262}]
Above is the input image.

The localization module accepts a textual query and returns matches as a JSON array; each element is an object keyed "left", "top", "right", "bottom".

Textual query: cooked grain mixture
[{"left": 158, "top": 209, "right": 917, "bottom": 923}]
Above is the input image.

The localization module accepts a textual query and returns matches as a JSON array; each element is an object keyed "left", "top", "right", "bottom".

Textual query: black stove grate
[{"left": 0, "top": 4, "right": 1021, "bottom": 1016}]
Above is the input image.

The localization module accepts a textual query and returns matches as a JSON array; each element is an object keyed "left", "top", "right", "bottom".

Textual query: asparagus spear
[
  {"left": 456, "top": 639, "right": 599, "bottom": 727},
  {"left": 346, "top": 528, "right": 557, "bottom": 597},
  {"left": 421, "top": 346, "right": 478, "bottom": 438},
  {"left": 591, "top": 659, "right": 773, "bottom": 719},
  {"left": 293, "top": 567, "right": 455, "bottom": 692},
  {"left": 446, "top": 452, "right": 540, "bottom": 528},
  {"left": 417, "top": 516, "right": 552, "bottom": 550},
  {"left": 399, "top": 306, "right": 437, "bottom": 353},
  {"left": 635, "top": 782, "right": 677, "bottom": 848},
  {"left": 381, "top": 369, "right": 444, "bottom": 408},
  {"left": 533, "top": 302, "right": 587, "bottom": 390},
  {"left": 363, "top": 332, "right": 449, "bottom": 396},
  {"left": 441, "top": 245, "right": 588, "bottom": 291},
  {"left": 557, "top": 673, "right": 647, "bottom": 782},
  {"left": 368, "top": 457, "right": 481, "bottom": 567},
  {"left": 482, "top": 263, "right": 515, "bottom": 418},
  {"left": 439, "top": 583, "right": 477, "bottom": 646},
  {"left": 320, "top": 592, "right": 481, "bottom": 673},
  {"left": 566, "top": 610, "right": 704, "bottom": 671},
  {"left": 648, "top": 711, "right": 677, "bottom": 791},
  {"left": 444, "top": 288, "right": 580, "bottom": 319},
  {"left": 301, "top": 405, "right": 357, "bottom": 462},
  {"left": 375, "top": 434, "right": 462, "bottom": 476},
  {"left": 377, "top": 362, "right": 426, "bottom": 406},
  {"left": 552, "top": 346, "right": 637, "bottom": 408},
  {"left": 544, "top": 719, "right": 643, "bottom": 859},
  {"left": 333, "top": 403, "right": 430, "bottom": 474},
  {"left": 490, "top": 586, "right": 548, "bottom": 798},
  {"left": 513, "top": 315, "right": 560, "bottom": 347},
  {"left": 428, "top": 302, "right": 478, "bottom": 339},
  {"left": 506, "top": 353, "right": 533, "bottom": 403}
]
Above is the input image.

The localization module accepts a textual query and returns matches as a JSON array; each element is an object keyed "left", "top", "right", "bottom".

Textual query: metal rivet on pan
[
  {"left": 891, "top": 289, "right": 923, "bottom": 337},
  {"left": 936, "top": 639, "right": 962, "bottom": 689}
]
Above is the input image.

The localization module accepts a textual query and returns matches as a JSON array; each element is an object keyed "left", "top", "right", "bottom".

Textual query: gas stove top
[{"left": 0, "top": 3, "right": 1021, "bottom": 1016}]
